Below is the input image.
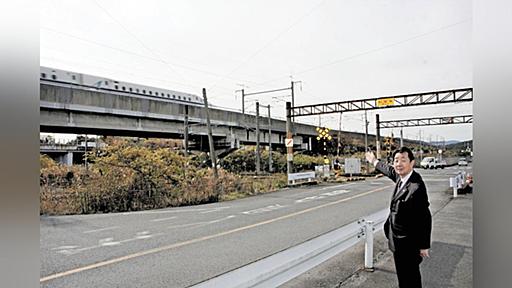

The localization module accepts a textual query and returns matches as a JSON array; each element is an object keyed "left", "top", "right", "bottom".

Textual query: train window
[
  {"left": 188, "top": 97, "right": 191, "bottom": 101},
  {"left": 178, "top": 96, "right": 181, "bottom": 100},
  {"left": 172, "top": 95, "right": 175, "bottom": 99},
  {"left": 122, "top": 86, "right": 126, "bottom": 91},
  {"left": 149, "top": 91, "right": 152, "bottom": 95},
  {"left": 136, "top": 88, "right": 139, "bottom": 93},
  {"left": 52, "top": 75, "right": 57, "bottom": 80},
  {"left": 115, "top": 85, "right": 119, "bottom": 90},
  {"left": 155, "top": 92, "right": 159, "bottom": 96},
  {"left": 41, "top": 73, "right": 46, "bottom": 78},
  {"left": 105, "top": 81, "right": 109, "bottom": 85},
  {"left": 72, "top": 75, "right": 76, "bottom": 80},
  {"left": 143, "top": 89, "right": 146, "bottom": 94},
  {"left": 167, "top": 94, "right": 170, "bottom": 97},
  {"left": 129, "top": 87, "right": 133, "bottom": 92}
]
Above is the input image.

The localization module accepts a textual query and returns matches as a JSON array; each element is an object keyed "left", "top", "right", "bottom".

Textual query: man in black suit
[{"left": 366, "top": 147, "right": 432, "bottom": 288}]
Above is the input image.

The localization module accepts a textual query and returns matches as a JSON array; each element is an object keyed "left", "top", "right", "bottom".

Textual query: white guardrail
[
  {"left": 287, "top": 171, "right": 317, "bottom": 185},
  {"left": 190, "top": 208, "right": 389, "bottom": 288}
]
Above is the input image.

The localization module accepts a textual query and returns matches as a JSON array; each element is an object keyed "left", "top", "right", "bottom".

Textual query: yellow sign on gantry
[{"left": 376, "top": 98, "right": 395, "bottom": 107}]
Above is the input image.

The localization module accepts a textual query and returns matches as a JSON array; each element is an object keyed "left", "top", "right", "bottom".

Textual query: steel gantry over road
[
  {"left": 289, "top": 88, "right": 472, "bottom": 117},
  {"left": 284, "top": 87, "right": 473, "bottom": 174},
  {"left": 379, "top": 114, "right": 473, "bottom": 129}
]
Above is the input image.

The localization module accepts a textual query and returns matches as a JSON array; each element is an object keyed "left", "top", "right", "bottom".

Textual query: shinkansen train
[{"left": 40, "top": 66, "right": 204, "bottom": 105}]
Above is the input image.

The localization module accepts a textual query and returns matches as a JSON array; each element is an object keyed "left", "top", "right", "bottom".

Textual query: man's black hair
[{"left": 392, "top": 146, "right": 415, "bottom": 162}]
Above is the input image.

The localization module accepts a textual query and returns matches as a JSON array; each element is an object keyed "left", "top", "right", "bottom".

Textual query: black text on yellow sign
[{"left": 376, "top": 98, "right": 395, "bottom": 107}]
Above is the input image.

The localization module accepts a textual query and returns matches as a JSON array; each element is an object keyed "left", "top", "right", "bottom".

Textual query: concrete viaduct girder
[{"left": 40, "top": 84, "right": 324, "bottom": 151}]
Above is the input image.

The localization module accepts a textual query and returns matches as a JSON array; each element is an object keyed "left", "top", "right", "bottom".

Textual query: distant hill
[
  {"left": 446, "top": 140, "right": 473, "bottom": 150},
  {"left": 430, "top": 140, "right": 463, "bottom": 146}
]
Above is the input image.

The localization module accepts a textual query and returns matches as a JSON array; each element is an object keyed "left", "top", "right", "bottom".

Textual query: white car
[
  {"left": 420, "top": 157, "right": 445, "bottom": 169},
  {"left": 458, "top": 158, "right": 468, "bottom": 166}
]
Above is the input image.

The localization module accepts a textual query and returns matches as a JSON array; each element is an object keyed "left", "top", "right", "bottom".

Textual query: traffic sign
[
  {"left": 376, "top": 98, "right": 395, "bottom": 107},
  {"left": 285, "top": 138, "right": 294, "bottom": 147}
]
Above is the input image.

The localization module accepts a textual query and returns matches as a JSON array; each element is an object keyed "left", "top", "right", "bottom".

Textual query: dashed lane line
[{"left": 40, "top": 184, "right": 392, "bottom": 283}]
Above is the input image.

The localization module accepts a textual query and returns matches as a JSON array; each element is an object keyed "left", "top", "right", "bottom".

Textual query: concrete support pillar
[{"left": 64, "top": 152, "right": 73, "bottom": 166}]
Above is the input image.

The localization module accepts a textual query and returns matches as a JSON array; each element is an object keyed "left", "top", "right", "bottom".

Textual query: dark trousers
[{"left": 393, "top": 248, "right": 423, "bottom": 288}]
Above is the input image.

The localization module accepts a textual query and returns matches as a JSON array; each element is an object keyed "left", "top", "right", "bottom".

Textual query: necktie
[{"left": 393, "top": 179, "right": 402, "bottom": 198}]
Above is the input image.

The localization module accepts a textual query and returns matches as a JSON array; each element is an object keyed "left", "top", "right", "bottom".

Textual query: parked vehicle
[
  {"left": 458, "top": 158, "right": 468, "bottom": 166},
  {"left": 420, "top": 157, "right": 446, "bottom": 169}
]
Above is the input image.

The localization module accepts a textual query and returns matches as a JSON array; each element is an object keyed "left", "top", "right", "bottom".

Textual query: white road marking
[
  {"left": 150, "top": 216, "right": 177, "bottom": 222},
  {"left": 121, "top": 208, "right": 209, "bottom": 215},
  {"left": 55, "top": 232, "right": 164, "bottom": 255},
  {"left": 52, "top": 245, "right": 79, "bottom": 250},
  {"left": 83, "top": 226, "right": 120, "bottom": 234},
  {"left": 99, "top": 237, "right": 121, "bottom": 246},
  {"left": 242, "top": 204, "right": 286, "bottom": 215},
  {"left": 167, "top": 215, "right": 236, "bottom": 230},
  {"left": 135, "top": 231, "right": 152, "bottom": 239},
  {"left": 296, "top": 189, "right": 350, "bottom": 203},
  {"left": 320, "top": 183, "right": 355, "bottom": 190},
  {"left": 200, "top": 206, "right": 231, "bottom": 214},
  {"left": 41, "top": 184, "right": 392, "bottom": 283}
]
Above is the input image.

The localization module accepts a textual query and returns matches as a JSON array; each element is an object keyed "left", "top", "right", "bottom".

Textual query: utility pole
[
  {"left": 260, "top": 104, "right": 273, "bottom": 173},
  {"left": 241, "top": 89, "right": 245, "bottom": 114},
  {"left": 419, "top": 130, "right": 423, "bottom": 162},
  {"left": 184, "top": 105, "right": 189, "bottom": 157},
  {"left": 364, "top": 110, "right": 369, "bottom": 172},
  {"left": 268, "top": 105, "right": 272, "bottom": 173},
  {"left": 291, "top": 81, "right": 295, "bottom": 123},
  {"left": 203, "top": 88, "right": 218, "bottom": 178},
  {"left": 376, "top": 114, "right": 381, "bottom": 160},
  {"left": 84, "top": 134, "right": 88, "bottom": 171},
  {"left": 286, "top": 102, "right": 293, "bottom": 175},
  {"left": 338, "top": 112, "right": 342, "bottom": 157},
  {"left": 255, "top": 101, "right": 261, "bottom": 174}
]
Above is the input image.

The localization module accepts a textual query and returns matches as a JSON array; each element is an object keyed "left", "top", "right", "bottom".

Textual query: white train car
[{"left": 40, "top": 66, "right": 204, "bottom": 105}]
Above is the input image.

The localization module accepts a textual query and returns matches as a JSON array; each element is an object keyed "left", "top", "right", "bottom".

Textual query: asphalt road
[{"left": 40, "top": 165, "right": 471, "bottom": 287}]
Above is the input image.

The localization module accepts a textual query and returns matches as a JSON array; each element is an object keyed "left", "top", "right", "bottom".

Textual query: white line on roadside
[
  {"left": 320, "top": 183, "right": 356, "bottom": 190},
  {"left": 166, "top": 215, "right": 236, "bottom": 230},
  {"left": 121, "top": 208, "right": 209, "bottom": 215},
  {"left": 55, "top": 232, "right": 165, "bottom": 256},
  {"left": 52, "top": 245, "right": 79, "bottom": 251},
  {"left": 242, "top": 204, "right": 286, "bottom": 215},
  {"left": 150, "top": 216, "right": 178, "bottom": 222},
  {"left": 200, "top": 207, "right": 231, "bottom": 214},
  {"left": 295, "top": 189, "right": 350, "bottom": 203},
  {"left": 83, "top": 226, "right": 120, "bottom": 234}
]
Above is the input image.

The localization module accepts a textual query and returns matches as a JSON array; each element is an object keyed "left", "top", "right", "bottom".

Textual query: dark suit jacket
[{"left": 376, "top": 161, "right": 432, "bottom": 252}]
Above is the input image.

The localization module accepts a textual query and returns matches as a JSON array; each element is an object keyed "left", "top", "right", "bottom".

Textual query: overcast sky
[{"left": 40, "top": 0, "right": 472, "bottom": 142}]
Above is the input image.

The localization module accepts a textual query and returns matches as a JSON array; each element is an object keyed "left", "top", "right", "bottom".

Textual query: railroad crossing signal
[
  {"left": 316, "top": 127, "right": 332, "bottom": 154},
  {"left": 316, "top": 127, "right": 332, "bottom": 141}
]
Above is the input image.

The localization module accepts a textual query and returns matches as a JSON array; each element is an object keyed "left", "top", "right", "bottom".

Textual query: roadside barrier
[
  {"left": 287, "top": 171, "right": 317, "bottom": 186},
  {"left": 191, "top": 209, "right": 389, "bottom": 288}
]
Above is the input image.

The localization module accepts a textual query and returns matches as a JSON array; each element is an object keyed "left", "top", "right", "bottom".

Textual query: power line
[
  {"left": 256, "top": 18, "right": 471, "bottom": 86},
  {"left": 208, "top": 0, "right": 328, "bottom": 90},
  {"left": 91, "top": 0, "right": 189, "bottom": 84},
  {"left": 41, "top": 27, "right": 253, "bottom": 93}
]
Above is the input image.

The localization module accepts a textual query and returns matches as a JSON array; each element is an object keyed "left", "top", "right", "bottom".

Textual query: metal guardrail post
[{"left": 364, "top": 220, "right": 375, "bottom": 271}]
